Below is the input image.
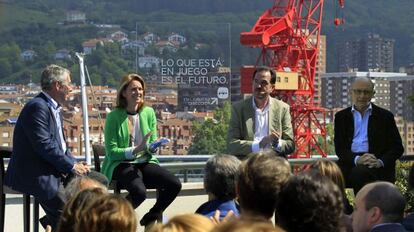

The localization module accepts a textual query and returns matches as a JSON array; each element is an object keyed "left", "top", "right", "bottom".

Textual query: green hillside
[{"left": 0, "top": 0, "right": 413, "bottom": 84}]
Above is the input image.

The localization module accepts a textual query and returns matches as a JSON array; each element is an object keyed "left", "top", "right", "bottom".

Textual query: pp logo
[{"left": 217, "top": 87, "right": 229, "bottom": 99}]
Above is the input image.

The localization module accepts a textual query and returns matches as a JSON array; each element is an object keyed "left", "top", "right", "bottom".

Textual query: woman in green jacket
[{"left": 101, "top": 74, "right": 181, "bottom": 227}]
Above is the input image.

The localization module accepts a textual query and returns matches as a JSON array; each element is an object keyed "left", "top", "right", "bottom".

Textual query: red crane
[{"left": 240, "top": 0, "right": 345, "bottom": 158}]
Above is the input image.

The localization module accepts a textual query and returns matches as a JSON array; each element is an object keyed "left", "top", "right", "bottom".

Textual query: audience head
[
  {"left": 310, "top": 159, "right": 346, "bottom": 191},
  {"left": 64, "top": 175, "right": 107, "bottom": 200},
  {"left": 212, "top": 218, "right": 285, "bottom": 232},
  {"left": 352, "top": 181, "right": 406, "bottom": 232},
  {"left": 149, "top": 213, "right": 214, "bottom": 232},
  {"left": 409, "top": 162, "right": 414, "bottom": 189},
  {"left": 237, "top": 150, "right": 291, "bottom": 219},
  {"left": 204, "top": 154, "right": 241, "bottom": 200},
  {"left": 75, "top": 194, "right": 137, "bottom": 232},
  {"left": 276, "top": 172, "right": 344, "bottom": 232},
  {"left": 116, "top": 73, "right": 146, "bottom": 109},
  {"left": 56, "top": 188, "right": 107, "bottom": 232}
]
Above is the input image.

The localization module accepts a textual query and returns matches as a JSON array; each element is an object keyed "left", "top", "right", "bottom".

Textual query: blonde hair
[
  {"left": 56, "top": 188, "right": 107, "bottom": 232},
  {"left": 116, "top": 73, "right": 146, "bottom": 110},
  {"left": 212, "top": 218, "right": 285, "bottom": 232},
  {"left": 75, "top": 194, "right": 137, "bottom": 232},
  {"left": 149, "top": 214, "right": 214, "bottom": 232},
  {"left": 310, "top": 159, "right": 346, "bottom": 191}
]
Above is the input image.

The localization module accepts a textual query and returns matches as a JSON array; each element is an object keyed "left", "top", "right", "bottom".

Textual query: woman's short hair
[
  {"left": 116, "top": 73, "right": 146, "bottom": 109},
  {"left": 149, "top": 214, "right": 214, "bottom": 232},
  {"left": 75, "top": 194, "right": 137, "bottom": 232}
]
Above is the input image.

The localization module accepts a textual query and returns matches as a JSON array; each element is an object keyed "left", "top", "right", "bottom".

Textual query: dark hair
[
  {"left": 238, "top": 150, "right": 291, "bottom": 219},
  {"left": 364, "top": 182, "right": 406, "bottom": 223},
  {"left": 276, "top": 172, "right": 344, "bottom": 232},
  {"left": 116, "top": 73, "right": 146, "bottom": 110},
  {"left": 204, "top": 154, "right": 241, "bottom": 200},
  {"left": 252, "top": 66, "right": 276, "bottom": 84}
]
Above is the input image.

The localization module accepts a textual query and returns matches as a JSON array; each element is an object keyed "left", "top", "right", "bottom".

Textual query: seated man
[
  {"left": 195, "top": 154, "right": 241, "bottom": 219},
  {"left": 334, "top": 77, "right": 404, "bottom": 193},
  {"left": 237, "top": 150, "right": 291, "bottom": 221},
  {"left": 227, "top": 66, "right": 295, "bottom": 158},
  {"left": 4, "top": 64, "right": 107, "bottom": 230},
  {"left": 352, "top": 182, "right": 406, "bottom": 232}
]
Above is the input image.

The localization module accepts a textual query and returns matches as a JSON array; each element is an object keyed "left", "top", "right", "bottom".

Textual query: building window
[
  {"left": 284, "top": 77, "right": 288, "bottom": 83},
  {"left": 2, "top": 132, "right": 9, "bottom": 138}
]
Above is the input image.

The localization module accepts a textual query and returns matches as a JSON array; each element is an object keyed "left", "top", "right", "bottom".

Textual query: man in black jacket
[{"left": 334, "top": 77, "right": 403, "bottom": 194}]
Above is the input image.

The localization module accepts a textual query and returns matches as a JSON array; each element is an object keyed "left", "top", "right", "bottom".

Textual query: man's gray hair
[
  {"left": 41, "top": 64, "right": 70, "bottom": 91},
  {"left": 352, "top": 76, "right": 375, "bottom": 90},
  {"left": 204, "top": 154, "right": 241, "bottom": 200},
  {"left": 64, "top": 176, "right": 106, "bottom": 200}
]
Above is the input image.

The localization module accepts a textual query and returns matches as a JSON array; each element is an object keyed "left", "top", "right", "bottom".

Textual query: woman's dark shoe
[{"left": 140, "top": 211, "right": 162, "bottom": 226}]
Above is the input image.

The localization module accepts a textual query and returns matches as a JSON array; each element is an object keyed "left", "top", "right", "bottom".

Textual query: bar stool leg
[
  {"left": 33, "top": 198, "right": 39, "bottom": 232},
  {"left": 23, "top": 194, "right": 30, "bottom": 232}
]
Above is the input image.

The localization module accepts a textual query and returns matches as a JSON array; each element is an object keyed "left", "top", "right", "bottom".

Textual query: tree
[{"left": 188, "top": 101, "right": 231, "bottom": 154}]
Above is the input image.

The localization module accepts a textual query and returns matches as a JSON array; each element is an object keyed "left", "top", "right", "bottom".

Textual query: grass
[{"left": 0, "top": 2, "right": 55, "bottom": 32}]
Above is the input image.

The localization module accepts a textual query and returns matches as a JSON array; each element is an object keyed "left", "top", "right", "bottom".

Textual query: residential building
[
  {"left": 168, "top": 32, "right": 186, "bottom": 45},
  {"left": 20, "top": 50, "right": 36, "bottom": 61},
  {"left": 65, "top": 11, "right": 86, "bottom": 24},
  {"left": 138, "top": 55, "right": 160, "bottom": 69},
  {"left": 54, "top": 49, "right": 72, "bottom": 60},
  {"left": 337, "top": 33, "right": 394, "bottom": 72}
]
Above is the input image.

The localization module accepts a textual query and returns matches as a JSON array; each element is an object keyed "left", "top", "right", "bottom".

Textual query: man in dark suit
[
  {"left": 227, "top": 66, "right": 295, "bottom": 158},
  {"left": 352, "top": 182, "right": 407, "bottom": 232},
  {"left": 334, "top": 77, "right": 404, "bottom": 193},
  {"left": 5, "top": 65, "right": 90, "bottom": 229}
]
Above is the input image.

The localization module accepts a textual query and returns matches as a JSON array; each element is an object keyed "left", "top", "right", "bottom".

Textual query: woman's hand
[{"left": 133, "top": 132, "right": 152, "bottom": 155}]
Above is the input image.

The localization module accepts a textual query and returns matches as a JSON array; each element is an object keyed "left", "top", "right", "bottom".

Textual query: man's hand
[
  {"left": 259, "top": 131, "right": 280, "bottom": 149},
  {"left": 356, "top": 153, "right": 382, "bottom": 168},
  {"left": 73, "top": 161, "right": 90, "bottom": 175}
]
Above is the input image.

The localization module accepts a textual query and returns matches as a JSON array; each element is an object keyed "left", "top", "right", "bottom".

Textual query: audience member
[
  {"left": 276, "top": 172, "right": 344, "bottom": 232},
  {"left": 195, "top": 154, "right": 241, "bottom": 220},
  {"left": 212, "top": 218, "right": 285, "bottom": 232},
  {"left": 63, "top": 175, "right": 107, "bottom": 200},
  {"left": 4, "top": 64, "right": 96, "bottom": 230},
  {"left": 334, "top": 77, "right": 404, "bottom": 194},
  {"left": 227, "top": 66, "right": 294, "bottom": 158},
  {"left": 352, "top": 181, "right": 406, "bottom": 232},
  {"left": 75, "top": 194, "right": 137, "bottom": 232},
  {"left": 102, "top": 73, "right": 181, "bottom": 227},
  {"left": 237, "top": 150, "right": 291, "bottom": 220},
  {"left": 56, "top": 188, "right": 107, "bottom": 232},
  {"left": 148, "top": 213, "right": 214, "bottom": 232},
  {"left": 309, "top": 159, "right": 353, "bottom": 214},
  {"left": 403, "top": 163, "right": 414, "bottom": 231}
]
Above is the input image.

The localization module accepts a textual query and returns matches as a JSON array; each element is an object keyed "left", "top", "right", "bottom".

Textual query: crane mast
[{"left": 240, "top": 0, "right": 344, "bottom": 158}]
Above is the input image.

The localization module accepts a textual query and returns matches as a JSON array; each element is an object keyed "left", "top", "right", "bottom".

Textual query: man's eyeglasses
[
  {"left": 253, "top": 79, "right": 271, "bottom": 87},
  {"left": 352, "top": 89, "right": 373, "bottom": 95}
]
